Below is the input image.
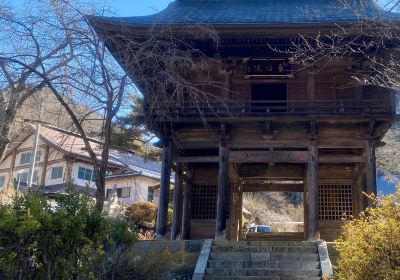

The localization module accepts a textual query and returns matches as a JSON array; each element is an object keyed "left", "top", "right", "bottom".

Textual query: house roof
[
  {"left": 91, "top": 0, "right": 397, "bottom": 26},
  {"left": 6, "top": 124, "right": 163, "bottom": 180},
  {"left": 106, "top": 152, "right": 172, "bottom": 181},
  {"left": 37, "top": 125, "right": 163, "bottom": 178}
]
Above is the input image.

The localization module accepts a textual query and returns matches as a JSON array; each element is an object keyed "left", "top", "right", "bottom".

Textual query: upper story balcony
[{"left": 149, "top": 99, "right": 395, "bottom": 121}]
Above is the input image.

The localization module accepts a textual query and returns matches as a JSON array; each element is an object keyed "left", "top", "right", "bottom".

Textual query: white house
[{"left": 0, "top": 124, "right": 162, "bottom": 205}]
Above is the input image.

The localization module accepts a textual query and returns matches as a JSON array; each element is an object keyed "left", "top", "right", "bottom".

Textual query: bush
[
  {"left": 0, "top": 186, "right": 137, "bottom": 280},
  {"left": 125, "top": 201, "right": 158, "bottom": 227},
  {"left": 334, "top": 189, "right": 400, "bottom": 280}
]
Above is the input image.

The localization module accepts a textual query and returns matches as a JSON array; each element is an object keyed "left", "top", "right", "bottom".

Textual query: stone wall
[{"left": 126, "top": 240, "right": 203, "bottom": 280}]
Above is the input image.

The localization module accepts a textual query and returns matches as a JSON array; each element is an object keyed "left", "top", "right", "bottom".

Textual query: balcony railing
[{"left": 150, "top": 99, "right": 393, "bottom": 118}]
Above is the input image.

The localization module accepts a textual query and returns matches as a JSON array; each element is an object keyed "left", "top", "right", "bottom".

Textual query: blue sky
[
  {"left": 111, "top": 0, "right": 392, "bottom": 16},
  {"left": 110, "top": 0, "right": 172, "bottom": 16},
  {"left": 8, "top": 0, "right": 393, "bottom": 16}
]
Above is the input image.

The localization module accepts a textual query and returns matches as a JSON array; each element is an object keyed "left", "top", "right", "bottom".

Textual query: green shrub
[
  {"left": 0, "top": 185, "right": 137, "bottom": 280},
  {"left": 334, "top": 189, "right": 400, "bottom": 280}
]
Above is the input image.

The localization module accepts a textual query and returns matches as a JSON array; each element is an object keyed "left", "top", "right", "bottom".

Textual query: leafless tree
[
  {"left": 89, "top": 17, "right": 225, "bottom": 128},
  {"left": 0, "top": 0, "right": 131, "bottom": 211},
  {"left": 0, "top": 1, "right": 75, "bottom": 162},
  {"left": 270, "top": 0, "right": 400, "bottom": 178},
  {"left": 0, "top": 0, "right": 225, "bottom": 211}
]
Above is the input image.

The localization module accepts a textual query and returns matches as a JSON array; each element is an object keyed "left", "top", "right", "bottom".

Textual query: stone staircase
[{"left": 202, "top": 241, "right": 322, "bottom": 280}]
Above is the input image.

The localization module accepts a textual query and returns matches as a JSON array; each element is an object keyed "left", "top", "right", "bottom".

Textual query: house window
[
  {"left": 0, "top": 176, "right": 5, "bottom": 188},
  {"left": 51, "top": 166, "right": 64, "bottom": 180},
  {"left": 20, "top": 151, "right": 41, "bottom": 165},
  {"left": 16, "top": 170, "right": 38, "bottom": 184},
  {"left": 147, "top": 187, "right": 154, "bottom": 202},
  {"left": 118, "top": 187, "right": 130, "bottom": 198},
  {"left": 77, "top": 167, "right": 95, "bottom": 182},
  {"left": 106, "top": 187, "right": 130, "bottom": 198}
]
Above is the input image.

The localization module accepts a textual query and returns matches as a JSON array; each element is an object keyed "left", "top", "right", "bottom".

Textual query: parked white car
[{"left": 246, "top": 225, "right": 272, "bottom": 233}]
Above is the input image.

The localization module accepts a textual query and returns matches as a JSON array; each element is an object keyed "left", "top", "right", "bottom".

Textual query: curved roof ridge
[{"left": 92, "top": 0, "right": 399, "bottom": 26}]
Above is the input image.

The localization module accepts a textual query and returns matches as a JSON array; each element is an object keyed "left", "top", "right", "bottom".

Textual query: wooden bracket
[
  {"left": 307, "top": 121, "right": 318, "bottom": 140},
  {"left": 367, "top": 120, "right": 376, "bottom": 139},
  {"left": 262, "top": 121, "right": 274, "bottom": 140}
]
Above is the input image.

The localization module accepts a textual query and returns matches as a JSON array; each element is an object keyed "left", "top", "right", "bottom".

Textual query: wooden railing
[{"left": 150, "top": 99, "right": 393, "bottom": 118}]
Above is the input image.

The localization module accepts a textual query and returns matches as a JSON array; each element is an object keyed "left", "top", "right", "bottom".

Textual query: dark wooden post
[
  {"left": 365, "top": 140, "right": 377, "bottom": 208},
  {"left": 306, "top": 141, "right": 320, "bottom": 240},
  {"left": 171, "top": 163, "right": 183, "bottom": 240},
  {"left": 215, "top": 140, "right": 229, "bottom": 240},
  {"left": 156, "top": 138, "right": 172, "bottom": 240},
  {"left": 182, "top": 177, "right": 193, "bottom": 240}
]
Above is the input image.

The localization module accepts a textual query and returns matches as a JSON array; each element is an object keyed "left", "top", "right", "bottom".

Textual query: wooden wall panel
[
  {"left": 288, "top": 83, "right": 307, "bottom": 101},
  {"left": 190, "top": 219, "right": 215, "bottom": 239},
  {"left": 232, "top": 83, "right": 250, "bottom": 102},
  {"left": 316, "top": 82, "right": 335, "bottom": 100}
]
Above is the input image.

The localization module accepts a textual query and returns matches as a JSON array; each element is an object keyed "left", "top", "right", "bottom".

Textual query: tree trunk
[
  {"left": 95, "top": 179, "right": 105, "bottom": 212},
  {"left": 0, "top": 101, "right": 18, "bottom": 162},
  {"left": 44, "top": 265, "right": 51, "bottom": 280}
]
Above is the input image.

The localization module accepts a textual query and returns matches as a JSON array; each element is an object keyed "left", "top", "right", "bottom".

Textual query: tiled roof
[
  {"left": 107, "top": 151, "right": 166, "bottom": 180},
  {"left": 93, "top": 0, "right": 397, "bottom": 26},
  {"left": 31, "top": 124, "right": 162, "bottom": 177}
]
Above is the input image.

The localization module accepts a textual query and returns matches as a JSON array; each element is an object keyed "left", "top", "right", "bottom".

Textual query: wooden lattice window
[
  {"left": 318, "top": 184, "right": 353, "bottom": 221},
  {"left": 191, "top": 184, "right": 230, "bottom": 220}
]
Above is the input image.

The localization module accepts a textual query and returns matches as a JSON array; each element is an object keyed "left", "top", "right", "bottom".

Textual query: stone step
[
  {"left": 204, "top": 276, "right": 322, "bottom": 280},
  {"left": 209, "top": 252, "right": 319, "bottom": 261},
  {"left": 207, "top": 260, "right": 320, "bottom": 269},
  {"left": 211, "top": 245, "right": 318, "bottom": 254},
  {"left": 205, "top": 268, "right": 322, "bottom": 277},
  {"left": 214, "top": 241, "right": 317, "bottom": 247}
]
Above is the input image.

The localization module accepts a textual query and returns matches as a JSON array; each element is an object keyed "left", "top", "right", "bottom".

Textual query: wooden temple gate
[
  {"left": 90, "top": 0, "right": 396, "bottom": 242},
  {"left": 155, "top": 136, "right": 378, "bottom": 242}
]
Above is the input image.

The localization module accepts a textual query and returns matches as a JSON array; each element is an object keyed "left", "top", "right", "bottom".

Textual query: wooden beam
[
  {"left": 230, "top": 151, "right": 308, "bottom": 163},
  {"left": 317, "top": 139, "right": 367, "bottom": 149},
  {"left": 171, "top": 163, "right": 183, "bottom": 240},
  {"left": 243, "top": 183, "right": 304, "bottom": 192},
  {"left": 227, "top": 139, "right": 308, "bottom": 149},
  {"left": 176, "top": 153, "right": 365, "bottom": 164},
  {"left": 319, "top": 154, "right": 365, "bottom": 163},
  {"left": 215, "top": 141, "right": 229, "bottom": 240},
  {"left": 175, "top": 156, "right": 218, "bottom": 163},
  {"left": 156, "top": 139, "right": 172, "bottom": 240},
  {"left": 306, "top": 141, "right": 320, "bottom": 241},
  {"left": 239, "top": 165, "right": 305, "bottom": 179}
]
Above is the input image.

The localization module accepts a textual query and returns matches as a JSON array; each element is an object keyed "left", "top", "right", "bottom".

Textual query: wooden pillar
[
  {"left": 215, "top": 141, "right": 229, "bottom": 240},
  {"left": 307, "top": 72, "right": 316, "bottom": 101},
  {"left": 365, "top": 140, "right": 377, "bottom": 208},
  {"left": 238, "top": 184, "right": 243, "bottom": 240},
  {"left": 156, "top": 138, "right": 172, "bottom": 240},
  {"left": 171, "top": 163, "right": 183, "bottom": 240},
  {"left": 229, "top": 182, "right": 240, "bottom": 241},
  {"left": 306, "top": 141, "right": 320, "bottom": 240},
  {"left": 182, "top": 177, "right": 193, "bottom": 240}
]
